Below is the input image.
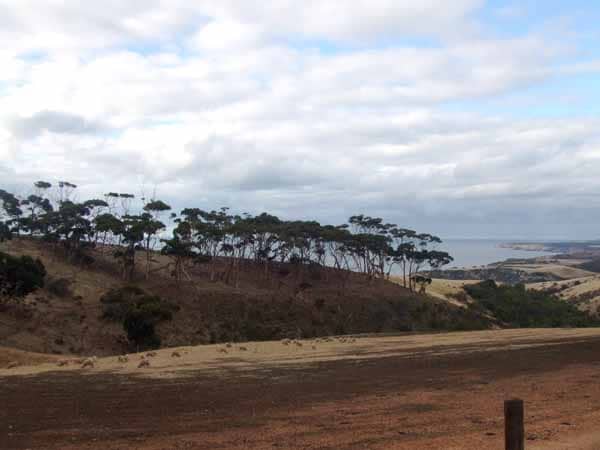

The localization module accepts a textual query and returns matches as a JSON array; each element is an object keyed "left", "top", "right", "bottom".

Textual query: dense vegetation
[
  {"left": 0, "top": 181, "right": 453, "bottom": 291},
  {"left": 465, "top": 281, "right": 597, "bottom": 328},
  {"left": 100, "top": 286, "right": 178, "bottom": 350},
  {"left": 0, "top": 251, "right": 46, "bottom": 297},
  {"left": 577, "top": 258, "right": 600, "bottom": 273}
]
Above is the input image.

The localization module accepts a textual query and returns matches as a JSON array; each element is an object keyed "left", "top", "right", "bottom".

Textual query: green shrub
[
  {"left": 46, "top": 276, "right": 72, "bottom": 298},
  {"left": 101, "top": 286, "right": 145, "bottom": 320},
  {"left": 0, "top": 252, "right": 46, "bottom": 297},
  {"left": 100, "top": 286, "right": 178, "bottom": 350},
  {"left": 465, "top": 280, "right": 597, "bottom": 328},
  {"left": 123, "top": 306, "right": 162, "bottom": 350}
]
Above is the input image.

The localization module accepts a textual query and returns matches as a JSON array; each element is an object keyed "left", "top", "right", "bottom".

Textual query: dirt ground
[
  {"left": 0, "top": 330, "right": 600, "bottom": 450},
  {"left": 3, "top": 329, "right": 600, "bottom": 450}
]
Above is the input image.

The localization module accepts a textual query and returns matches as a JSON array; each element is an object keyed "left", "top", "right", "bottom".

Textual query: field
[
  {"left": 501, "top": 262, "right": 596, "bottom": 280},
  {"left": 420, "top": 278, "right": 480, "bottom": 304},
  {"left": 527, "top": 276, "right": 600, "bottom": 314},
  {"left": 4, "top": 329, "right": 600, "bottom": 449}
]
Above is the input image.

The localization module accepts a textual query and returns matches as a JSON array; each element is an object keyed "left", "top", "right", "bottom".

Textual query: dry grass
[
  {"left": 0, "top": 346, "right": 60, "bottom": 367},
  {"left": 4, "top": 328, "right": 600, "bottom": 378},
  {"left": 427, "top": 279, "right": 480, "bottom": 301},
  {"left": 527, "top": 276, "right": 597, "bottom": 292},
  {"left": 527, "top": 275, "right": 600, "bottom": 315},
  {"left": 3, "top": 238, "right": 476, "bottom": 357},
  {"left": 389, "top": 277, "right": 479, "bottom": 307},
  {"left": 502, "top": 263, "right": 595, "bottom": 280}
]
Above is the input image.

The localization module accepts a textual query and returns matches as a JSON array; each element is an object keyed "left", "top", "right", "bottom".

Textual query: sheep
[
  {"left": 281, "top": 339, "right": 291, "bottom": 346},
  {"left": 57, "top": 359, "right": 69, "bottom": 367},
  {"left": 81, "top": 358, "right": 95, "bottom": 369},
  {"left": 138, "top": 359, "right": 150, "bottom": 368},
  {"left": 294, "top": 341, "right": 303, "bottom": 347},
  {"left": 146, "top": 351, "right": 157, "bottom": 358},
  {"left": 225, "top": 342, "right": 233, "bottom": 348},
  {"left": 118, "top": 355, "right": 129, "bottom": 363},
  {"left": 238, "top": 346, "right": 248, "bottom": 351}
]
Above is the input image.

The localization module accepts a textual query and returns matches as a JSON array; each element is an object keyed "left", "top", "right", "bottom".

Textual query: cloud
[
  {"left": 0, "top": 1, "right": 599, "bottom": 239},
  {"left": 8, "top": 110, "right": 110, "bottom": 139}
]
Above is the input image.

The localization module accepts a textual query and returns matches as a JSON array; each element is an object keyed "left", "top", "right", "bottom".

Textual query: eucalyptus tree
[
  {"left": 94, "top": 213, "right": 124, "bottom": 247},
  {"left": 114, "top": 214, "right": 146, "bottom": 281},
  {"left": 0, "top": 189, "right": 23, "bottom": 237},
  {"left": 0, "top": 222, "right": 10, "bottom": 243},
  {"left": 140, "top": 200, "right": 171, "bottom": 278},
  {"left": 161, "top": 234, "right": 196, "bottom": 282},
  {"left": 56, "top": 181, "right": 78, "bottom": 204},
  {"left": 0, "top": 181, "right": 456, "bottom": 293}
]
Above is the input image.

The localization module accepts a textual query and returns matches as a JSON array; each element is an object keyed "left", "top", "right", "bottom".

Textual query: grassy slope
[{"left": 0, "top": 238, "right": 490, "bottom": 356}]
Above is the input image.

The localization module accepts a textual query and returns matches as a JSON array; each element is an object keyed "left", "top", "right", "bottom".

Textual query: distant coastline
[
  {"left": 430, "top": 239, "right": 600, "bottom": 284},
  {"left": 437, "top": 238, "right": 556, "bottom": 270},
  {"left": 501, "top": 240, "right": 600, "bottom": 255},
  {"left": 499, "top": 242, "right": 551, "bottom": 252}
]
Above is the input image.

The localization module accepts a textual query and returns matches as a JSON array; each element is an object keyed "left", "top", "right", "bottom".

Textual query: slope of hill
[{"left": 0, "top": 238, "right": 490, "bottom": 356}]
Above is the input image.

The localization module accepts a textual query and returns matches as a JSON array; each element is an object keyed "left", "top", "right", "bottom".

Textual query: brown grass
[{"left": 1, "top": 238, "right": 486, "bottom": 357}]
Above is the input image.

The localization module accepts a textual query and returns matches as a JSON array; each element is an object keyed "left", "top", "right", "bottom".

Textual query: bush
[
  {"left": 0, "top": 252, "right": 46, "bottom": 297},
  {"left": 123, "top": 307, "right": 162, "bottom": 350},
  {"left": 100, "top": 286, "right": 178, "bottom": 350},
  {"left": 46, "top": 276, "right": 72, "bottom": 298},
  {"left": 101, "top": 286, "right": 146, "bottom": 320},
  {"left": 465, "top": 280, "right": 597, "bottom": 328}
]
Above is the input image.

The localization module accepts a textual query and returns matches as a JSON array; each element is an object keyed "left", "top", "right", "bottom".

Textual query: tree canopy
[{"left": 0, "top": 181, "right": 453, "bottom": 289}]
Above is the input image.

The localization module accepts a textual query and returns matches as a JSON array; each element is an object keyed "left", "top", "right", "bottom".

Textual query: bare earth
[{"left": 3, "top": 329, "right": 600, "bottom": 450}]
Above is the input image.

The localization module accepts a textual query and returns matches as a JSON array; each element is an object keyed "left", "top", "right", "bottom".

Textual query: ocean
[{"left": 438, "top": 239, "right": 554, "bottom": 269}]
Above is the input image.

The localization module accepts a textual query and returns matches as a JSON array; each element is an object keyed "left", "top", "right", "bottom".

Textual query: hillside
[{"left": 0, "top": 238, "right": 489, "bottom": 356}]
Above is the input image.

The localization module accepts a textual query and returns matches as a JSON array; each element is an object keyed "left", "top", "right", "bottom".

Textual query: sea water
[{"left": 438, "top": 239, "right": 554, "bottom": 269}]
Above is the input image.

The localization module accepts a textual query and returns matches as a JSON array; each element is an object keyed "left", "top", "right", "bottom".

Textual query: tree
[
  {"left": 161, "top": 235, "right": 195, "bottom": 282},
  {"left": 0, "top": 189, "right": 23, "bottom": 237},
  {"left": 0, "top": 222, "right": 11, "bottom": 243},
  {"left": 56, "top": 181, "right": 78, "bottom": 204},
  {"left": 0, "top": 181, "right": 454, "bottom": 295},
  {"left": 141, "top": 200, "right": 171, "bottom": 278}
]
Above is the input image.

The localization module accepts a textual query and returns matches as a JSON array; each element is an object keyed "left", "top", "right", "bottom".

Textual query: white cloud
[{"left": 0, "top": 1, "right": 599, "bottom": 238}]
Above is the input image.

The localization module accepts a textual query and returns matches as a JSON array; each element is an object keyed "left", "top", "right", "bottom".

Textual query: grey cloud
[{"left": 9, "top": 111, "right": 111, "bottom": 139}]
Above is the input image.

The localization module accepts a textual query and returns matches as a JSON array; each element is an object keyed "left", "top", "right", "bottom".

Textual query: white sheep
[{"left": 81, "top": 358, "right": 95, "bottom": 369}]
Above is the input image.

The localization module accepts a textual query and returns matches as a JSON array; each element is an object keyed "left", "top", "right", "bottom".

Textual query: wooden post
[{"left": 504, "top": 399, "right": 524, "bottom": 450}]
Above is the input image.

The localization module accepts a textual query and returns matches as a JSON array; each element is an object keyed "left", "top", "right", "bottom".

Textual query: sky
[{"left": 1, "top": 1, "right": 600, "bottom": 240}]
